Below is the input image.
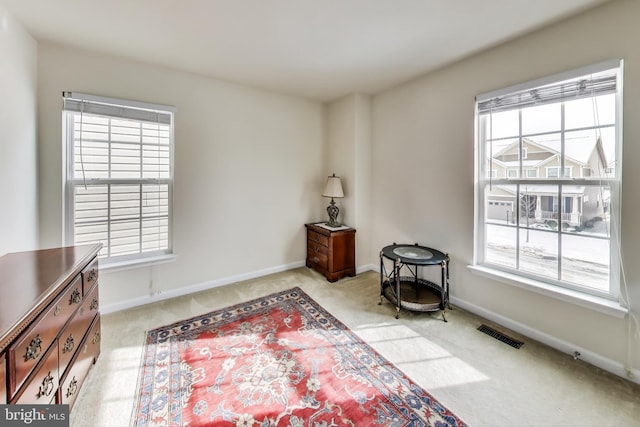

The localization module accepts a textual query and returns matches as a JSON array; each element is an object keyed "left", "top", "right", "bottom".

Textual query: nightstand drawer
[
  {"left": 308, "top": 230, "right": 329, "bottom": 247},
  {"left": 308, "top": 251, "right": 328, "bottom": 270},
  {"left": 307, "top": 240, "right": 328, "bottom": 257}
]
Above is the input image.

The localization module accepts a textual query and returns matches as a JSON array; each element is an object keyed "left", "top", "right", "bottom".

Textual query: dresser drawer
[
  {"left": 60, "top": 316, "right": 101, "bottom": 410},
  {"left": 8, "top": 275, "right": 83, "bottom": 397},
  {"left": 59, "top": 285, "right": 99, "bottom": 376},
  {"left": 81, "top": 257, "right": 99, "bottom": 296},
  {"left": 12, "top": 341, "right": 59, "bottom": 405},
  {"left": 308, "top": 230, "right": 328, "bottom": 247},
  {"left": 0, "top": 353, "right": 6, "bottom": 404}
]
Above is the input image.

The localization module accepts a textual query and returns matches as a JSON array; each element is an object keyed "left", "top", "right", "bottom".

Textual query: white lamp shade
[{"left": 322, "top": 174, "right": 344, "bottom": 198}]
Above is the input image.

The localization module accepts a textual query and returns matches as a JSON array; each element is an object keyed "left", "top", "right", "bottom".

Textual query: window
[
  {"left": 546, "top": 166, "right": 572, "bottom": 178},
  {"left": 474, "top": 60, "right": 622, "bottom": 300},
  {"left": 63, "top": 92, "right": 175, "bottom": 264}
]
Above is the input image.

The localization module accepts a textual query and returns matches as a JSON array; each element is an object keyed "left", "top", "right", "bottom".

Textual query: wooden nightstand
[{"left": 305, "top": 223, "right": 356, "bottom": 282}]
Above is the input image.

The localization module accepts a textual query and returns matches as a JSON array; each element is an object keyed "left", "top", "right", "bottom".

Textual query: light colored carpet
[{"left": 70, "top": 268, "right": 640, "bottom": 426}]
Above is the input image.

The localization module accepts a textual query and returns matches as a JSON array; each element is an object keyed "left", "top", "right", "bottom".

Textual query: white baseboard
[
  {"left": 450, "top": 295, "right": 640, "bottom": 385},
  {"left": 101, "top": 260, "right": 306, "bottom": 314},
  {"left": 356, "top": 264, "right": 377, "bottom": 275}
]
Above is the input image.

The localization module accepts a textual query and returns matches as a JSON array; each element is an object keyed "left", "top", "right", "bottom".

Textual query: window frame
[
  {"left": 473, "top": 60, "right": 623, "bottom": 304},
  {"left": 62, "top": 92, "right": 176, "bottom": 266}
]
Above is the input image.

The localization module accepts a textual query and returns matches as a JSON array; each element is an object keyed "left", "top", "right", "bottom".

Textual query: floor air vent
[{"left": 477, "top": 324, "right": 524, "bottom": 349}]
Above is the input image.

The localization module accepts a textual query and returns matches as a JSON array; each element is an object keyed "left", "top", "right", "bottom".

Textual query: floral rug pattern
[{"left": 132, "top": 287, "right": 466, "bottom": 427}]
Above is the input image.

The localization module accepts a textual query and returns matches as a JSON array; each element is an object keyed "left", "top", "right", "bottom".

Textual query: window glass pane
[
  {"left": 574, "top": 184, "right": 611, "bottom": 236},
  {"left": 490, "top": 110, "right": 519, "bottom": 139},
  {"left": 585, "top": 126, "right": 616, "bottom": 179},
  {"left": 564, "top": 93, "right": 616, "bottom": 130},
  {"left": 485, "top": 223, "right": 517, "bottom": 268},
  {"left": 561, "top": 233, "right": 609, "bottom": 292},
  {"left": 519, "top": 228, "right": 558, "bottom": 280},
  {"left": 522, "top": 103, "right": 560, "bottom": 135},
  {"left": 485, "top": 136, "right": 518, "bottom": 180},
  {"left": 485, "top": 184, "right": 516, "bottom": 224},
  {"left": 519, "top": 185, "right": 560, "bottom": 279},
  {"left": 485, "top": 183, "right": 517, "bottom": 267}
]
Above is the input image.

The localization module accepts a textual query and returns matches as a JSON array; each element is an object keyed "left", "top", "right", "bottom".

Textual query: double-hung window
[
  {"left": 63, "top": 92, "right": 175, "bottom": 265},
  {"left": 474, "top": 60, "right": 622, "bottom": 302}
]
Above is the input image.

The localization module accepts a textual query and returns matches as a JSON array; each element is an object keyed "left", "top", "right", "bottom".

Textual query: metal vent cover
[{"left": 477, "top": 324, "right": 524, "bottom": 349}]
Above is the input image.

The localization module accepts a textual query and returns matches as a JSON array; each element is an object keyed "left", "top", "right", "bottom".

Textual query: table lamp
[{"left": 322, "top": 173, "right": 344, "bottom": 227}]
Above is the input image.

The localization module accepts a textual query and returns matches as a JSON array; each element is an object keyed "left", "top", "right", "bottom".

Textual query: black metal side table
[{"left": 379, "top": 243, "right": 450, "bottom": 321}]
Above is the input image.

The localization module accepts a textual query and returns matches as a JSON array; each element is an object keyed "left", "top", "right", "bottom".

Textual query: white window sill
[
  {"left": 100, "top": 254, "right": 177, "bottom": 273},
  {"left": 467, "top": 265, "right": 628, "bottom": 319}
]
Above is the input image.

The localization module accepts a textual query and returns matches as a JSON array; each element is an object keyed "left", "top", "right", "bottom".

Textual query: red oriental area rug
[{"left": 131, "top": 287, "right": 466, "bottom": 427}]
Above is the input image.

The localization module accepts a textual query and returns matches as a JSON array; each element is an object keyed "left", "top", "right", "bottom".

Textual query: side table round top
[{"left": 381, "top": 243, "right": 448, "bottom": 265}]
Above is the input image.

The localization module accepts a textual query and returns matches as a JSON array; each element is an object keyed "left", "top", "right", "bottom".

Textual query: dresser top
[{"left": 0, "top": 244, "right": 101, "bottom": 351}]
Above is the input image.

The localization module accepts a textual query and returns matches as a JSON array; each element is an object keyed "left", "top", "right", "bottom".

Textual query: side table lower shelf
[{"left": 381, "top": 277, "right": 444, "bottom": 312}]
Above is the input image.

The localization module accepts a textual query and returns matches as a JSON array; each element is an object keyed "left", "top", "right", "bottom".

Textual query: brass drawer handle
[
  {"left": 70, "top": 288, "right": 81, "bottom": 305},
  {"left": 92, "top": 331, "right": 101, "bottom": 345},
  {"left": 90, "top": 298, "right": 99, "bottom": 311},
  {"left": 24, "top": 334, "right": 42, "bottom": 361},
  {"left": 37, "top": 371, "right": 54, "bottom": 399},
  {"left": 66, "top": 376, "right": 78, "bottom": 398},
  {"left": 54, "top": 305, "right": 61, "bottom": 316},
  {"left": 313, "top": 257, "right": 319, "bottom": 264},
  {"left": 314, "top": 246, "right": 319, "bottom": 253},
  {"left": 87, "top": 268, "right": 97, "bottom": 283},
  {"left": 63, "top": 334, "right": 75, "bottom": 354}
]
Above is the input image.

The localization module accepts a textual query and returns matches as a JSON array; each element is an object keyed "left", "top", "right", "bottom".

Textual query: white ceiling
[{"left": 1, "top": 0, "right": 607, "bottom": 101}]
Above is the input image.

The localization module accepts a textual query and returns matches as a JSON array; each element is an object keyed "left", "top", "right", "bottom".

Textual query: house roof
[{"left": 493, "top": 134, "right": 601, "bottom": 167}]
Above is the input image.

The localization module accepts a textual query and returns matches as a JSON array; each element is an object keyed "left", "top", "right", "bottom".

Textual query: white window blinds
[
  {"left": 63, "top": 92, "right": 175, "bottom": 262},
  {"left": 477, "top": 60, "right": 619, "bottom": 114}
]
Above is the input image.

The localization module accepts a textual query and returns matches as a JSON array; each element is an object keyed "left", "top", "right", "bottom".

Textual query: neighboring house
[{"left": 486, "top": 136, "right": 609, "bottom": 228}]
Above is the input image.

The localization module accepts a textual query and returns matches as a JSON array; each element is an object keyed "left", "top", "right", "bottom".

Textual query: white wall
[
  {"left": 371, "top": 0, "right": 640, "bottom": 376},
  {"left": 0, "top": 5, "right": 38, "bottom": 256},
  {"left": 37, "top": 42, "right": 325, "bottom": 307},
  {"left": 325, "top": 94, "right": 373, "bottom": 269}
]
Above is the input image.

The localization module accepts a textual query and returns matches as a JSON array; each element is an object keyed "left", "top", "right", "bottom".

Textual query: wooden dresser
[
  {"left": 0, "top": 244, "right": 102, "bottom": 409},
  {"left": 305, "top": 223, "right": 356, "bottom": 282}
]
